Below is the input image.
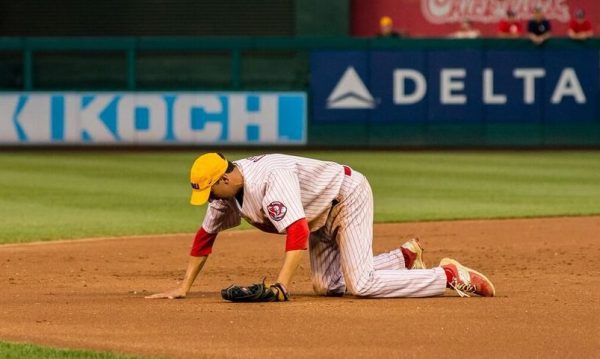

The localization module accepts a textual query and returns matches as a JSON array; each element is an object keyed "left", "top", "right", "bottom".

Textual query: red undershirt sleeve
[
  {"left": 190, "top": 227, "right": 218, "bottom": 257},
  {"left": 285, "top": 218, "right": 309, "bottom": 251}
]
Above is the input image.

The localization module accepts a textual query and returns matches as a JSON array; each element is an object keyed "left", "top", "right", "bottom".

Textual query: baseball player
[{"left": 146, "top": 153, "right": 495, "bottom": 301}]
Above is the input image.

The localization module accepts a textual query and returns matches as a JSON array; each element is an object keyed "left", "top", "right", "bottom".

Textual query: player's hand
[{"left": 145, "top": 287, "right": 187, "bottom": 299}]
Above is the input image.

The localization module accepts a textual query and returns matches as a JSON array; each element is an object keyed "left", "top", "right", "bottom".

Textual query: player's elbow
[{"left": 285, "top": 218, "right": 310, "bottom": 251}]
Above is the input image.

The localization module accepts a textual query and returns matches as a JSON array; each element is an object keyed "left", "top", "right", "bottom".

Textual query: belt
[{"left": 343, "top": 165, "right": 352, "bottom": 176}]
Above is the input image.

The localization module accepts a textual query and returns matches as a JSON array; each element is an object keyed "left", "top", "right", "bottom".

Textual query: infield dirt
[{"left": 1, "top": 217, "right": 599, "bottom": 358}]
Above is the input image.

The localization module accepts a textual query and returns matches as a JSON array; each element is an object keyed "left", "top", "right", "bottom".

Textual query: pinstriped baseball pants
[{"left": 309, "top": 169, "right": 447, "bottom": 297}]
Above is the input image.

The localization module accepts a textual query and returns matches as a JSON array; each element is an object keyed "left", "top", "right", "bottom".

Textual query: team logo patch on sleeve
[{"left": 267, "top": 201, "right": 287, "bottom": 221}]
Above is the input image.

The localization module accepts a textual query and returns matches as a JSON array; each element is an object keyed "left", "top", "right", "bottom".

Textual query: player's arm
[
  {"left": 584, "top": 23, "right": 594, "bottom": 38},
  {"left": 145, "top": 228, "right": 217, "bottom": 299},
  {"left": 145, "top": 255, "right": 208, "bottom": 299},
  {"left": 539, "top": 31, "right": 551, "bottom": 42},
  {"left": 577, "top": 26, "right": 593, "bottom": 39},
  {"left": 539, "top": 22, "right": 552, "bottom": 42},
  {"left": 146, "top": 198, "right": 241, "bottom": 299},
  {"left": 262, "top": 169, "right": 309, "bottom": 297},
  {"left": 527, "top": 30, "right": 545, "bottom": 44},
  {"left": 276, "top": 218, "right": 310, "bottom": 287},
  {"left": 220, "top": 217, "right": 308, "bottom": 303}
]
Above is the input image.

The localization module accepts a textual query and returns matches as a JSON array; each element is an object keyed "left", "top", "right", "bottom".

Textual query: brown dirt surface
[{"left": 1, "top": 217, "right": 599, "bottom": 359}]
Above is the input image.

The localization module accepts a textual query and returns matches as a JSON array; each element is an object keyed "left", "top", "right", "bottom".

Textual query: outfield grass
[
  {"left": 1, "top": 151, "right": 600, "bottom": 244},
  {"left": 0, "top": 341, "right": 156, "bottom": 359}
]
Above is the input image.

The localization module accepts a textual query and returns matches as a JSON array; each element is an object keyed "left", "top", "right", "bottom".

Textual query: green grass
[
  {"left": 1, "top": 151, "right": 600, "bottom": 244},
  {"left": 0, "top": 341, "right": 155, "bottom": 359}
]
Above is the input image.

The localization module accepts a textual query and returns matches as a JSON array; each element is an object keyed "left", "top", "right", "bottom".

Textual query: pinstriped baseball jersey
[
  {"left": 202, "top": 153, "right": 447, "bottom": 298},
  {"left": 202, "top": 154, "right": 344, "bottom": 235}
]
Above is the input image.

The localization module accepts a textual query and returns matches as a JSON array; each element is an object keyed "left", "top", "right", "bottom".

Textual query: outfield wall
[{"left": 0, "top": 37, "right": 598, "bottom": 147}]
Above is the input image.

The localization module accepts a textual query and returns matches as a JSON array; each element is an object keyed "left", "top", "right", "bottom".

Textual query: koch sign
[
  {"left": 310, "top": 50, "right": 598, "bottom": 123},
  {"left": 0, "top": 92, "right": 306, "bottom": 145}
]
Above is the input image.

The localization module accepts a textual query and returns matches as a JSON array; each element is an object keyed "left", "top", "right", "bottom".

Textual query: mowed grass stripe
[
  {"left": 0, "top": 152, "right": 205, "bottom": 243},
  {"left": 0, "top": 341, "right": 159, "bottom": 359},
  {"left": 364, "top": 152, "right": 600, "bottom": 221},
  {"left": 1, "top": 151, "right": 599, "bottom": 244}
]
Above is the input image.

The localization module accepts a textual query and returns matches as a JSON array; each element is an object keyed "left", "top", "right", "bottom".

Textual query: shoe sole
[
  {"left": 403, "top": 238, "right": 426, "bottom": 269},
  {"left": 440, "top": 258, "right": 496, "bottom": 297}
]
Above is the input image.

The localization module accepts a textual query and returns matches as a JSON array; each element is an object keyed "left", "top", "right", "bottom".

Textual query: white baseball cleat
[
  {"left": 401, "top": 238, "right": 426, "bottom": 269},
  {"left": 440, "top": 258, "right": 496, "bottom": 297}
]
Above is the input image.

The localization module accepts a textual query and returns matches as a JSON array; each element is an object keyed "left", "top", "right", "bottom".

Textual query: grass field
[
  {"left": 2, "top": 150, "right": 600, "bottom": 358},
  {"left": 1, "top": 151, "right": 600, "bottom": 244},
  {"left": 0, "top": 341, "right": 158, "bottom": 359}
]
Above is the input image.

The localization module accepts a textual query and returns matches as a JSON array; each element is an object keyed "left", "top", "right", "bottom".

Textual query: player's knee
[
  {"left": 348, "top": 286, "right": 370, "bottom": 297},
  {"left": 312, "top": 282, "right": 345, "bottom": 296},
  {"left": 312, "top": 282, "right": 328, "bottom": 296},
  {"left": 346, "top": 278, "right": 373, "bottom": 297},
  {"left": 311, "top": 276, "right": 346, "bottom": 296}
]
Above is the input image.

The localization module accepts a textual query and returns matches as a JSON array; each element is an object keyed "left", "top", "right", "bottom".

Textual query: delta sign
[{"left": 310, "top": 50, "right": 598, "bottom": 123}]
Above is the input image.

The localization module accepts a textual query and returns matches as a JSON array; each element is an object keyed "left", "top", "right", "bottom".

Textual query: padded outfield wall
[{"left": 0, "top": 38, "right": 599, "bottom": 147}]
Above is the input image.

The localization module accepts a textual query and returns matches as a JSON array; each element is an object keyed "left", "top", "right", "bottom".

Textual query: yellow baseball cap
[{"left": 189, "top": 153, "right": 228, "bottom": 206}]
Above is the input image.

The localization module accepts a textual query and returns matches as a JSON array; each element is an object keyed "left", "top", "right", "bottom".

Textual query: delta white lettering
[
  {"left": 388, "top": 67, "right": 586, "bottom": 106},
  {"left": 551, "top": 68, "right": 586, "bottom": 104},
  {"left": 483, "top": 68, "right": 507, "bottom": 104},
  {"left": 513, "top": 68, "right": 546, "bottom": 104},
  {"left": 393, "top": 69, "right": 427, "bottom": 104},
  {"left": 441, "top": 69, "right": 467, "bottom": 105}
]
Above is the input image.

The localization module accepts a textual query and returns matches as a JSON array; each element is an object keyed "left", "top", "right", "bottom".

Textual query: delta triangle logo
[{"left": 327, "top": 66, "right": 376, "bottom": 109}]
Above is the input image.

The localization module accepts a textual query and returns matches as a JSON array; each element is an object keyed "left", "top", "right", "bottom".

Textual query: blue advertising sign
[
  {"left": 310, "top": 51, "right": 371, "bottom": 122},
  {"left": 483, "top": 50, "right": 543, "bottom": 123},
  {"left": 543, "top": 50, "right": 599, "bottom": 123},
  {"left": 311, "top": 50, "right": 599, "bottom": 124},
  {"left": 427, "top": 50, "right": 484, "bottom": 122},
  {"left": 369, "top": 51, "right": 427, "bottom": 123},
  {"left": 0, "top": 92, "right": 306, "bottom": 145}
]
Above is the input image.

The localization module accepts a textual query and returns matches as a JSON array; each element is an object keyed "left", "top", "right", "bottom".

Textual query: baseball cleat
[
  {"left": 401, "top": 238, "right": 426, "bottom": 269},
  {"left": 440, "top": 258, "right": 496, "bottom": 297}
]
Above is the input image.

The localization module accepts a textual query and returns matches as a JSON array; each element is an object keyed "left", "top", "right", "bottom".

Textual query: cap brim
[{"left": 190, "top": 188, "right": 210, "bottom": 206}]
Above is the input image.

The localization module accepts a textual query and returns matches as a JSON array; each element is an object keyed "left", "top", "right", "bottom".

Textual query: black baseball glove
[{"left": 221, "top": 278, "right": 289, "bottom": 302}]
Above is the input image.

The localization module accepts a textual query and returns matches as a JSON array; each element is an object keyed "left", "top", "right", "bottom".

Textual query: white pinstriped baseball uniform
[{"left": 202, "top": 154, "right": 447, "bottom": 297}]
